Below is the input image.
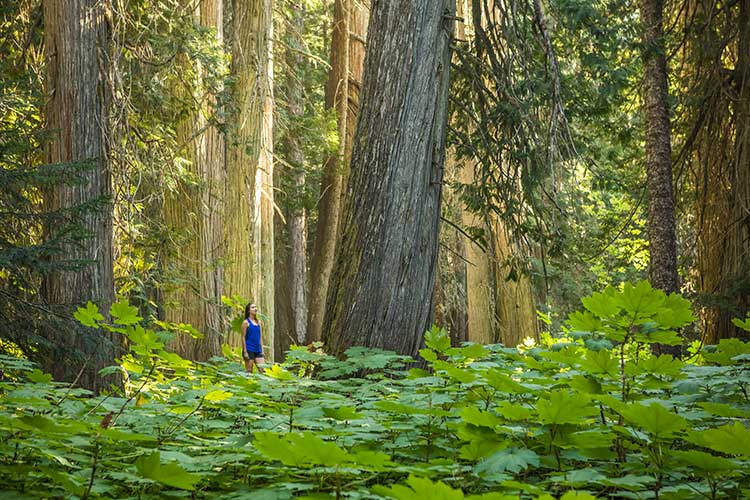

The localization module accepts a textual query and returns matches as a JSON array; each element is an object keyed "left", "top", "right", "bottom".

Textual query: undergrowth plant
[{"left": 0, "top": 281, "right": 748, "bottom": 499}]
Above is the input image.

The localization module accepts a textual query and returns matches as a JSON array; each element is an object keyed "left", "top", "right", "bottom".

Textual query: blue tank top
[{"left": 245, "top": 319, "right": 262, "bottom": 352}]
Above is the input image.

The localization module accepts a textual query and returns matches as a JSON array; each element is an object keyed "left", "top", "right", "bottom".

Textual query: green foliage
[{"left": 0, "top": 293, "right": 749, "bottom": 498}]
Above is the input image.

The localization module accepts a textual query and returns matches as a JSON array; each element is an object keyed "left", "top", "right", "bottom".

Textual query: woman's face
[{"left": 249, "top": 304, "right": 257, "bottom": 315}]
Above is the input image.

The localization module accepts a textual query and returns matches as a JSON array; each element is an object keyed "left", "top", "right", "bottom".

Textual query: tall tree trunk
[
  {"left": 460, "top": 163, "right": 495, "bottom": 345},
  {"left": 687, "top": 0, "right": 734, "bottom": 343},
  {"left": 226, "top": 0, "right": 274, "bottom": 355},
  {"left": 436, "top": 151, "right": 469, "bottom": 347},
  {"left": 489, "top": 219, "right": 538, "bottom": 347},
  {"left": 323, "top": 0, "right": 455, "bottom": 357},
  {"left": 641, "top": 0, "right": 679, "bottom": 296},
  {"left": 717, "top": 0, "right": 750, "bottom": 340},
  {"left": 307, "top": 0, "right": 368, "bottom": 343},
  {"left": 286, "top": 1, "right": 308, "bottom": 344},
  {"left": 194, "top": 0, "right": 226, "bottom": 359},
  {"left": 255, "top": 23, "right": 275, "bottom": 361},
  {"left": 460, "top": 0, "right": 536, "bottom": 347},
  {"left": 42, "top": 0, "right": 119, "bottom": 389},
  {"left": 162, "top": 0, "right": 225, "bottom": 361}
]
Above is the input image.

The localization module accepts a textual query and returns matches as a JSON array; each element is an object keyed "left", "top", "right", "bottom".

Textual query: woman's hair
[{"left": 244, "top": 303, "right": 252, "bottom": 319}]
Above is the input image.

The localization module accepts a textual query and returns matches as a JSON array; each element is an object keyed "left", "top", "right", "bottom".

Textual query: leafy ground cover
[{"left": 1, "top": 282, "right": 749, "bottom": 499}]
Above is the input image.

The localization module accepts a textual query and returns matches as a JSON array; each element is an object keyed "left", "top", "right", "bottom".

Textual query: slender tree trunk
[
  {"left": 285, "top": 1, "right": 308, "bottom": 344},
  {"left": 323, "top": 0, "right": 455, "bottom": 356},
  {"left": 307, "top": 0, "right": 368, "bottom": 343},
  {"left": 641, "top": 0, "right": 678, "bottom": 295},
  {"left": 226, "top": 0, "right": 274, "bottom": 354},
  {"left": 42, "top": 0, "right": 119, "bottom": 389}
]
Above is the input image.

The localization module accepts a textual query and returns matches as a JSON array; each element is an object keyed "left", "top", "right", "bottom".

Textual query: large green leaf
[
  {"left": 73, "top": 301, "right": 104, "bottom": 328},
  {"left": 578, "top": 349, "right": 618, "bottom": 377},
  {"left": 688, "top": 422, "right": 750, "bottom": 457},
  {"left": 475, "top": 447, "right": 540, "bottom": 475},
  {"left": 110, "top": 300, "right": 143, "bottom": 325},
  {"left": 536, "top": 391, "right": 596, "bottom": 425},
  {"left": 135, "top": 451, "right": 201, "bottom": 490},
  {"left": 618, "top": 402, "right": 687, "bottom": 439},
  {"left": 581, "top": 288, "right": 621, "bottom": 318},
  {"left": 671, "top": 450, "right": 736, "bottom": 472},
  {"left": 254, "top": 431, "right": 353, "bottom": 467}
]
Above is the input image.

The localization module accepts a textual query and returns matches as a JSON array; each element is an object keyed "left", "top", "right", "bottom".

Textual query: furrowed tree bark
[
  {"left": 460, "top": 0, "right": 537, "bottom": 347},
  {"left": 42, "top": 0, "right": 119, "bottom": 389},
  {"left": 307, "top": 0, "right": 368, "bottom": 343},
  {"left": 322, "top": 0, "right": 454, "bottom": 357},
  {"left": 686, "top": 0, "right": 750, "bottom": 342},
  {"left": 163, "top": 0, "right": 225, "bottom": 361},
  {"left": 714, "top": 0, "right": 750, "bottom": 341},
  {"left": 285, "top": 1, "right": 308, "bottom": 345},
  {"left": 255, "top": 17, "right": 275, "bottom": 361},
  {"left": 490, "top": 219, "right": 538, "bottom": 347},
  {"left": 226, "top": 0, "right": 274, "bottom": 357},
  {"left": 459, "top": 165, "right": 494, "bottom": 345},
  {"left": 194, "top": 0, "right": 226, "bottom": 359},
  {"left": 641, "top": 0, "right": 679, "bottom": 298}
]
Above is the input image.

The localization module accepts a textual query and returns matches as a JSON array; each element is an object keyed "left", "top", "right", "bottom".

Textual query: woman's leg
[
  {"left": 253, "top": 356, "right": 266, "bottom": 373},
  {"left": 244, "top": 358, "right": 253, "bottom": 373}
]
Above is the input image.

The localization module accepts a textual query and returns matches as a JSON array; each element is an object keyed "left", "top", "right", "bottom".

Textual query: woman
[{"left": 242, "top": 303, "right": 265, "bottom": 373}]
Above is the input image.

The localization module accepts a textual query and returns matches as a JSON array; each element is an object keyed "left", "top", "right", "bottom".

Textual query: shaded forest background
[{"left": 1, "top": 0, "right": 749, "bottom": 390}]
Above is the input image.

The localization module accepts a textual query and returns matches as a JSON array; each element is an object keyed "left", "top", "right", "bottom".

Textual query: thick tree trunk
[
  {"left": 435, "top": 152, "right": 468, "bottom": 347},
  {"left": 641, "top": 0, "right": 679, "bottom": 297},
  {"left": 226, "top": 0, "right": 274, "bottom": 355},
  {"left": 286, "top": 1, "right": 308, "bottom": 345},
  {"left": 194, "top": 0, "right": 226, "bottom": 359},
  {"left": 322, "top": 0, "right": 454, "bottom": 357},
  {"left": 687, "top": 0, "right": 734, "bottom": 343},
  {"left": 460, "top": 162, "right": 495, "bottom": 345},
  {"left": 162, "top": 0, "right": 225, "bottom": 361},
  {"left": 307, "top": 0, "right": 368, "bottom": 343},
  {"left": 42, "top": 0, "right": 119, "bottom": 389},
  {"left": 490, "top": 219, "right": 538, "bottom": 347},
  {"left": 255, "top": 27, "right": 275, "bottom": 361},
  {"left": 716, "top": 0, "right": 750, "bottom": 340},
  {"left": 459, "top": 0, "right": 536, "bottom": 347}
]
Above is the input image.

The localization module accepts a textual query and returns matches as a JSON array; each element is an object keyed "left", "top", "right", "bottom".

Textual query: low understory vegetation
[{"left": 1, "top": 282, "right": 749, "bottom": 499}]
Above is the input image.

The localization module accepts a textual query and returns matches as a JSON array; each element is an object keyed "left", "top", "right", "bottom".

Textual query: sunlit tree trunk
[
  {"left": 459, "top": 164, "right": 495, "bottom": 345},
  {"left": 436, "top": 152, "right": 469, "bottom": 346},
  {"left": 163, "top": 0, "right": 225, "bottom": 361},
  {"left": 42, "top": 0, "right": 119, "bottom": 389},
  {"left": 489, "top": 219, "right": 537, "bottom": 346},
  {"left": 459, "top": 0, "right": 536, "bottom": 347},
  {"left": 307, "top": 0, "right": 368, "bottom": 343},
  {"left": 323, "top": 0, "right": 455, "bottom": 356},
  {"left": 194, "top": 0, "right": 226, "bottom": 359},
  {"left": 255, "top": 22, "right": 275, "bottom": 361},
  {"left": 226, "top": 0, "right": 274, "bottom": 356}
]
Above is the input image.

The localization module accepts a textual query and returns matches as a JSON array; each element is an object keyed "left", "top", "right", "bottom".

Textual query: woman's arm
[{"left": 241, "top": 320, "right": 249, "bottom": 358}]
